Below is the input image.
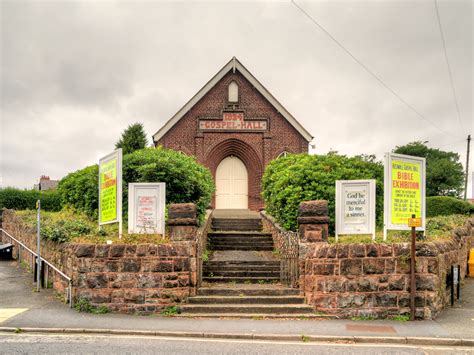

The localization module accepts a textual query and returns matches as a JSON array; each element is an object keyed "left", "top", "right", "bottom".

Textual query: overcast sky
[{"left": 1, "top": 0, "right": 472, "bottom": 196}]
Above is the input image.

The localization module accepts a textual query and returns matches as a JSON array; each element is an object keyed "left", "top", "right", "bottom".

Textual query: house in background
[{"left": 33, "top": 175, "right": 59, "bottom": 191}]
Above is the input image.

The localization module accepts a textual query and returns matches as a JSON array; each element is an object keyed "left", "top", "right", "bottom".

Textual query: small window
[
  {"left": 228, "top": 81, "right": 238, "bottom": 102},
  {"left": 278, "top": 151, "right": 289, "bottom": 158}
]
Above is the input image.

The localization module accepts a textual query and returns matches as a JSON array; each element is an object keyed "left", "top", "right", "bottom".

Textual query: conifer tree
[{"left": 115, "top": 123, "right": 148, "bottom": 155}]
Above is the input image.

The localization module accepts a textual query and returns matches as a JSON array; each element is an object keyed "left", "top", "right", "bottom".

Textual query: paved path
[{"left": 1, "top": 260, "right": 473, "bottom": 341}]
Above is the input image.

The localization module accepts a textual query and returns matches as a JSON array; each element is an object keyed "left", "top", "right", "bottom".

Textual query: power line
[
  {"left": 436, "top": 138, "right": 466, "bottom": 149},
  {"left": 434, "top": 0, "right": 466, "bottom": 133},
  {"left": 291, "top": 0, "right": 463, "bottom": 139}
]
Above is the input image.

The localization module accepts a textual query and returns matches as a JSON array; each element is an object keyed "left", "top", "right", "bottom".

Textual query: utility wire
[
  {"left": 436, "top": 138, "right": 466, "bottom": 148},
  {"left": 434, "top": 0, "right": 466, "bottom": 133},
  {"left": 291, "top": 0, "right": 462, "bottom": 139}
]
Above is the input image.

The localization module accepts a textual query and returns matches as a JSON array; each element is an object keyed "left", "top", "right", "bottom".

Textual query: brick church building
[{"left": 153, "top": 57, "right": 312, "bottom": 211}]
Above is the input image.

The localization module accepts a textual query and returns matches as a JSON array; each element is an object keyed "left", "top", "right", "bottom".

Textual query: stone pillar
[
  {"left": 167, "top": 203, "right": 198, "bottom": 295},
  {"left": 167, "top": 203, "right": 198, "bottom": 242},
  {"left": 298, "top": 200, "right": 329, "bottom": 243}
]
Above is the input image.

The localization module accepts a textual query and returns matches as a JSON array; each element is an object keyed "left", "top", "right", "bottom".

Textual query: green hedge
[
  {"left": 262, "top": 153, "right": 384, "bottom": 233},
  {"left": 0, "top": 188, "right": 62, "bottom": 212},
  {"left": 426, "top": 196, "right": 473, "bottom": 217},
  {"left": 57, "top": 165, "right": 99, "bottom": 217},
  {"left": 57, "top": 147, "right": 214, "bottom": 223}
]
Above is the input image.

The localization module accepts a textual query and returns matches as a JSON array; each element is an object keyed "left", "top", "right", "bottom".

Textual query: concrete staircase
[{"left": 180, "top": 209, "right": 314, "bottom": 318}]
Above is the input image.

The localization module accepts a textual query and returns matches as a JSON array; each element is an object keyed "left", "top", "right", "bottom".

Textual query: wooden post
[{"left": 410, "top": 214, "right": 416, "bottom": 321}]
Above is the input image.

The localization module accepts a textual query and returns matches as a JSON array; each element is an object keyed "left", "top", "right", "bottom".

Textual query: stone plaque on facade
[{"left": 199, "top": 112, "right": 267, "bottom": 131}]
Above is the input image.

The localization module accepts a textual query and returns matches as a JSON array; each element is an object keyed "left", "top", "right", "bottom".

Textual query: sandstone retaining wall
[
  {"left": 1, "top": 208, "right": 197, "bottom": 315},
  {"left": 300, "top": 219, "right": 473, "bottom": 319}
]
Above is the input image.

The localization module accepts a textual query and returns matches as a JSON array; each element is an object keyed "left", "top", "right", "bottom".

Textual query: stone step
[
  {"left": 209, "top": 242, "right": 274, "bottom": 247},
  {"left": 209, "top": 236, "right": 273, "bottom": 242},
  {"left": 209, "top": 241, "right": 273, "bottom": 247},
  {"left": 205, "top": 261, "right": 280, "bottom": 267},
  {"left": 179, "top": 304, "right": 314, "bottom": 314},
  {"left": 202, "top": 276, "right": 280, "bottom": 283},
  {"left": 208, "top": 237, "right": 273, "bottom": 243},
  {"left": 197, "top": 287, "right": 299, "bottom": 296},
  {"left": 203, "top": 270, "right": 279, "bottom": 278},
  {"left": 187, "top": 295, "right": 305, "bottom": 304},
  {"left": 210, "top": 246, "right": 274, "bottom": 251},
  {"left": 176, "top": 313, "right": 325, "bottom": 319},
  {"left": 212, "top": 219, "right": 263, "bottom": 232},
  {"left": 212, "top": 218, "right": 262, "bottom": 223},
  {"left": 208, "top": 231, "right": 273, "bottom": 238},
  {"left": 203, "top": 266, "right": 280, "bottom": 272}
]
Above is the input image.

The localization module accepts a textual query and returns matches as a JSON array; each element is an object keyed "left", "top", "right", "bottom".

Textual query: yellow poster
[
  {"left": 100, "top": 158, "right": 117, "bottom": 223},
  {"left": 391, "top": 160, "right": 421, "bottom": 225}
]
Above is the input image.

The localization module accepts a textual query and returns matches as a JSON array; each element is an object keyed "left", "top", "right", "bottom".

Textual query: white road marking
[{"left": 0, "top": 309, "right": 28, "bottom": 324}]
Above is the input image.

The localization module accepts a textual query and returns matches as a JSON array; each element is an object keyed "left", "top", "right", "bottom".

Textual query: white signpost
[
  {"left": 384, "top": 153, "right": 426, "bottom": 240},
  {"left": 128, "top": 183, "right": 166, "bottom": 235},
  {"left": 335, "top": 180, "right": 376, "bottom": 242},
  {"left": 99, "top": 149, "right": 123, "bottom": 238}
]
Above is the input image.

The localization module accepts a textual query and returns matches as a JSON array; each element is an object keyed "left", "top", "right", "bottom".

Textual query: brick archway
[{"left": 206, "top": 139, "right": 264, "bottom": 210}]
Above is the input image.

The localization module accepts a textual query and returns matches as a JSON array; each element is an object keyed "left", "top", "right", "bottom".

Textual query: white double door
[{"left": 215, "top": 156, "right": 248, "bottom": 209}]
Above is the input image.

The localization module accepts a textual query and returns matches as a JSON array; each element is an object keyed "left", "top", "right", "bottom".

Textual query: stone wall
[
  {"left": 72, "top": 242, "right": 195, "bottom": 314},
  {"left": 298, "top": 201, "right": 474, "bottom": 319},
  {"left": 0, "top": 204, "right": 199, "bottom": 315}
]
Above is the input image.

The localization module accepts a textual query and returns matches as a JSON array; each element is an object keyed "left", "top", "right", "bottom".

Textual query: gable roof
[{"left": 152, "top": 57, "right": 313, "bottom": 143}]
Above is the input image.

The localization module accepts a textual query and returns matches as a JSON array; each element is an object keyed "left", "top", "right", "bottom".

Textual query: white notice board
[
  {"left": 128, "top": 183, "right": 166, "bottom": 235},
  {"left": 336, "top": 179, "right": 376, "bottom": 241}
]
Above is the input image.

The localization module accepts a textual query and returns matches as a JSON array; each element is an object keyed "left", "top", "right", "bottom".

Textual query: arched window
[
  {"left": 277, "top": 151, "right": 289, "bottom": 158},
  {"left": 228, "top": 81, "right": 238, "bottom": 102}
]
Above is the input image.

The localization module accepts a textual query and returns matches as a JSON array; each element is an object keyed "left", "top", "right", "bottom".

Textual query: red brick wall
[{"left": 156, "top": 70, "right": 309, "bottom": 210}]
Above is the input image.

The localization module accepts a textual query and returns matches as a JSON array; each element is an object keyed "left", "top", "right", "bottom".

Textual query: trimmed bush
[
  {"left": 262, "top": 153, "right": 384, "bottom": 232},
  {"left": 426, "top": 196, "right": 473, "bottom": 217},
  {"left": 57, "top": 147, "right": 214, "bottom": 223},
  {"left": 0, "top": 188, "right": 61, "bottom": 212},
  {"left": 57, "top": 165, "right": 99, "bottom": 218}
]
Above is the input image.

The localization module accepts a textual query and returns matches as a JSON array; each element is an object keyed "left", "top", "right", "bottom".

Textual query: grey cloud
[{"left": 0, "top": 0, "right": 472, "bottom": 194}]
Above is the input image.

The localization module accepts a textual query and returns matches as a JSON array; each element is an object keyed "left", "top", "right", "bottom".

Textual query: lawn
[
  {"left": 328, "top": 214, "right": 472, "bottom": 244},
  {"left": 15, "top": 209, "right": 169, "bottom": 244}
]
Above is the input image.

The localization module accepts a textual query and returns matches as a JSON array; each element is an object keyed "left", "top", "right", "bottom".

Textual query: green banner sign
[
  {"left": 100, "top": 158, "right": 117, "bottom": 223},
  {"left": 99, "top": 149, "right": 122, "bottom": 227}
]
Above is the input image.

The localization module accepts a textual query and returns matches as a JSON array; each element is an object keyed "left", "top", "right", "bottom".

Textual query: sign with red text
[
  {"left": 335, "top": 180, "right": 376, "bottom": 241},
  {"left": 128, "top": 183, "right": 165, "bottom": 235},
  {"left": 384, "top": 153, "right": 426, "bottom": 239},
  {"left": 199, "top": 112, "right": 267, "bottom": 131}
]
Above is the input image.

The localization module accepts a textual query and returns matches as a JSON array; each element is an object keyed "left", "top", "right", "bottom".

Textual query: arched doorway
[{"left": 215, "top": 156, "right": 248, "bottom": 209}]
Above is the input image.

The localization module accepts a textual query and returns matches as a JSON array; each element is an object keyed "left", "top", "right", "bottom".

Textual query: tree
[
  {"left": 115, "top": 123, "right": 148, "bottom": 155},
  {"left": 393, "top": 141, "right": 464, "bottom": 197}
]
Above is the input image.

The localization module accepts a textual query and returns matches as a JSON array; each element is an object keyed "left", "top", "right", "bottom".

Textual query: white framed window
[
  {"left": 278, "top": 151, "right": 289, "bottom": 158},
  {"left": 228, "top": 81, "right": 238, "bottom": 102}
]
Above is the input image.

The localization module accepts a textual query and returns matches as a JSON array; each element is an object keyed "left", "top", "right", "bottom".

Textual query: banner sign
[
  {"left": 199, "top": 112, "right": 267, "bottom": 131},
  {"left": 336, "top": 180, "right": 376, "bottom": 241},
  {"left": 99, "top": 149, "right": 122, "bottom": 226},
  {"left": 128, "top": 183, "right": 166, "bottom": 235},
  {"left": 384, "top": 153, "right": 426, "bottom": 239}
]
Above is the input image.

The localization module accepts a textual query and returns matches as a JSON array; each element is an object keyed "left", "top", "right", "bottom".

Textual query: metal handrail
[{"left": 1, "top": 227, "right": 73, "bottom": 307}]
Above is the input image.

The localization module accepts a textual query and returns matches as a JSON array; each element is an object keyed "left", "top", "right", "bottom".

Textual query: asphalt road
[{"left": 0, "top": 332, "right": 472, "bottom": 355}]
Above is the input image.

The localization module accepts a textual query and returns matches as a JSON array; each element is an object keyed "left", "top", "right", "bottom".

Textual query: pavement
[{"left": 1, "top": 259, "right": 473, "bottom": 346}]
